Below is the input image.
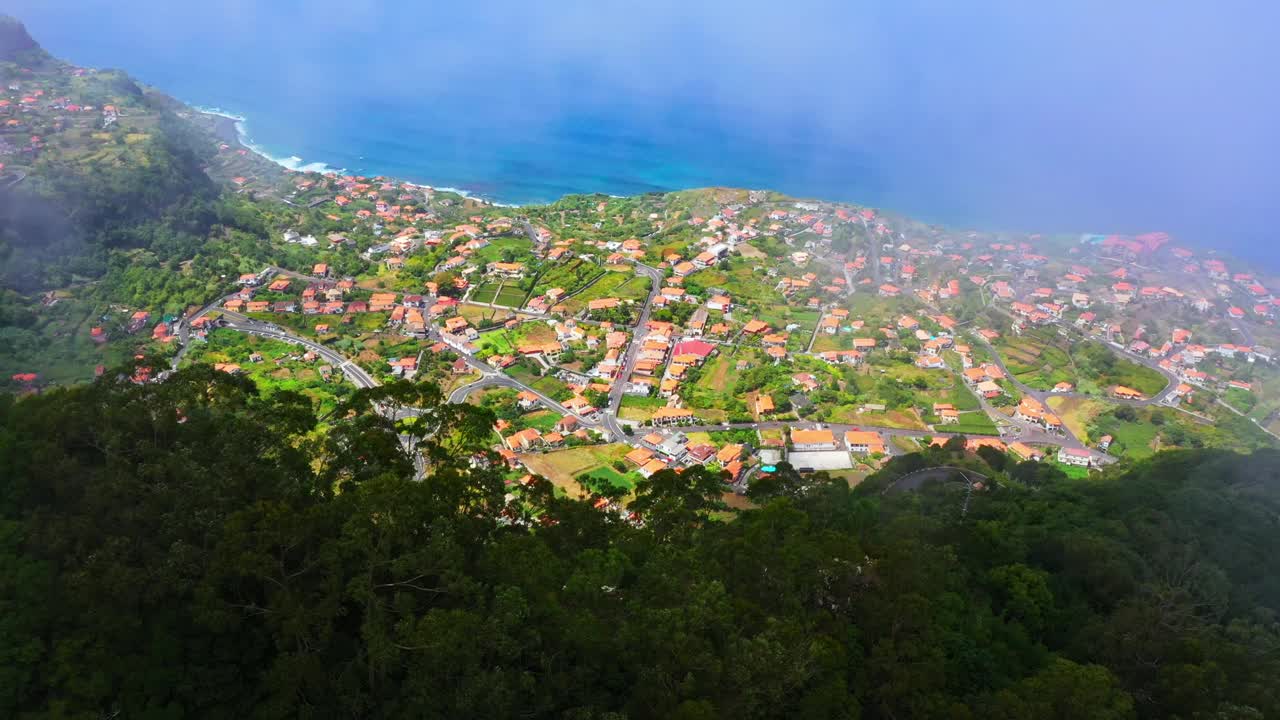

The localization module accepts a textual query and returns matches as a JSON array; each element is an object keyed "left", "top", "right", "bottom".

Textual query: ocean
[{"left": 9, "top": 1, "right": 1280, "bottom": 264}]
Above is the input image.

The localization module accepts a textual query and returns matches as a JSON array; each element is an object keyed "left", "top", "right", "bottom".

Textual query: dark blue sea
[{"left": 9, "top": 0, "right": 1280, "bottom": 264}]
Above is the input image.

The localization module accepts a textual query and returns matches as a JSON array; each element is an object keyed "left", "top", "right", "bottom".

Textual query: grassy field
[
  {"left": 618, "top": 394, "right": 667, "bottom": 422},
  {"left": 1048, "top": 460, "right": 1092, "bottom": 479},
  {"left": 948, "top": 412, "right": 1000, "bottom": 436},
  {"left": 828, "top": 407, "right": 926, "bottom": 430},
  {"left": 994, "top": 331, "right": 1075, "bottom": 389},
  {"left": 892, "top": 436, "right": 922, "bottom": 453},
  {"left": 458, "top": 303, "right": 515, "bottom": 328},
  {"left": 474, "top": 329, "right": 518, "bottom": 356},
  {"left": 561, "top": 271, "right": 651, "bottom": 314},
  {"left": 495, "top": 287, "right": 528, "bottom": 308},
  {"left": 696, "top": 353, "right": 737, "bottom": 394},
  {"left": 530, "top": 258, "right": 608, "bottom": 299},
  {"left": 518, "top": 444, "right": 633, "bottom": 496},
  {"left": 520, "top": 410, "right": 563, "bottom": 433},
  {"left": 1046, "top": 396, "right": 1110, "bottom": 442},
  {"left": 470, "top": 283, "right": 502, "bottom": 304},
  {"left": 1091, "top": 415, "right": 1159, "bottom": 459},
  {"left": 469, "top": 237, "right": 535, "bottom": 266}
]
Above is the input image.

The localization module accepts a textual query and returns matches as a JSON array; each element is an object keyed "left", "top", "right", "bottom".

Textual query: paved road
[
  {"left": 222, "top": 314, "right": 380, "bottom": 389},
  {"left": 672, "top": 419, "right": 1075, "bottom": 452},
  {"left": 603, "top": 262, "right": 665, "bottom": 440},
  {"left": 883, "top": 465, "right": 989, "bottom": 494}
]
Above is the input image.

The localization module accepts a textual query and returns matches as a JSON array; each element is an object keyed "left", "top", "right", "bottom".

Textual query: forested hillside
[
  {"left": 2, "top": 368, "right": 1278, "bottom": 719},
  {"left": 0, "top": 57, "right": 222, "bottom": 290}
]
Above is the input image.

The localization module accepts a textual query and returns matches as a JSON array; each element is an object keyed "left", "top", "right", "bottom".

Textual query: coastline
[{"left": 192, "top": 106, "right": 511, "bottom": 207}]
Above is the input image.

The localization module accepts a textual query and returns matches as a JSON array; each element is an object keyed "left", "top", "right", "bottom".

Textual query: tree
[
  {"left": 630, "top": 465, "right": 729, "bottom": 540},
  {"left": 982, "top": 658, "right": 1135, "bottom": 720}
]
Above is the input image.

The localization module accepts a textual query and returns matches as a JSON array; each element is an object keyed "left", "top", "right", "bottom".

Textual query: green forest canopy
[{"left": 2, "top": 368, "right": 1280, "bottom": 719}]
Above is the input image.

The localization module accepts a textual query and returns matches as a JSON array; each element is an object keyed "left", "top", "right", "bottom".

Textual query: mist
[{"left": 9, "top": 0, "right": 1280, "bottom": 261}]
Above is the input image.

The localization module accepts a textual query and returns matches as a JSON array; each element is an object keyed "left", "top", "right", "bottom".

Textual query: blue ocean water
[{"left": 8, "top": 0, "right": 1280, "bottom": 264}]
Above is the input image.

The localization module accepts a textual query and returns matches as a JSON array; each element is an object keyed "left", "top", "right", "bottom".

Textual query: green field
[
  {"left": 470, "top": 283, "right": 502, "bottom": 304},
  {"left": 474, "top": 329, "right": 518, "bottom": 355},
  {"left": 469, "top": 237, "right": 534, "bottom": 265},
  {"left": 994, "top": 331, "right": 1075, "bottom": 389},
  {"left": 948, "top": 413, "right": 1000, "bottom": 436},
  {"left": 494, "top": 286, "right": 528, "bottom": 308},
  {"left": 530, "top": 258, "right": 609, "bottom": 299},
  {"left": 995, "top": 329, "right": 1166, "bottom": 396},
  {"left": 561, "top": 270, "right": 650, "bottom": 313},
  {"left": 583, "top": 465, "right": 643, "bottom": 491},
  {"left": 519, "top": 410, "right": 563, "bottom": 433},
  {"left": 1048, "top": 460, "right": 1092, "bottom": 479}
]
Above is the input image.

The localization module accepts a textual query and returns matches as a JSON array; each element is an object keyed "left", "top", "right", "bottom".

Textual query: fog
[{"left": 10, "top": 0, "right": 1280, "bottom": 258}]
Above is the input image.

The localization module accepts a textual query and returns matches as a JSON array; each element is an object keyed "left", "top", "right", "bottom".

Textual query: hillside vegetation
[{"left": 2, "top": 370, "right": 1279, "bottom": 719}]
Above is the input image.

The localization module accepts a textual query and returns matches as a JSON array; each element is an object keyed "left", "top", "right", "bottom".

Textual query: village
[
  {"left": 99, "top": 178, "right": 1280, "bottom": 500},
  {"left": 5, "top": 48, "right": 1280, "bottom": 502}
]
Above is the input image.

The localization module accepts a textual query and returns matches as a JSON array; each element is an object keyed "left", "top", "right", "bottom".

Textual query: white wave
[{"left": 192, "top": 105, "right": 516, "bottom": 204}]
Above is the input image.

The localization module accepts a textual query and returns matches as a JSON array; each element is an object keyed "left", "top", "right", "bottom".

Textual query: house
[
  {"left": 791, "top": 428, "right": 837, "bottom": 451},
  {"left": 976, "top": 380, "right": 1004, "bottom": 398},
  {"left": 1008, "top": 442, "right": 1044, "bottom": 461},
  {"left": 673, "top": 261, "right": 697, "bottom": 277},
  {"left": 488, "top": 262, "right": 526, "bottom": 278},
  {"left": 742, "top": 319, "right": 769, "bottom": 334},
  {"left": 504, "top": 428, "right": 543, "bottom": 452},
  {"left": 915, "top": 354, "right": 946, "bottom": 369},
  {"left": 625, "top": 447, "right": 656, "bottom": 466},
  {"left": 1052, "top": 381, "right": 1075, "bottom": 393},
  {"left": 755, "top": 394, "right": 776, "bottom": 416},
  {"left": 313, "top": 263, "right": 329, "bottom": 277},
  {"left": 845, "top": 430, "right": 885, "bottom": 455},
  {"left": 878, "top": 284, "right": 901, "bottom": 297},
  {"left": 792, "top": 373, "right": 820, "bottom": 392},
  {"left": 716, "top": 444, "right": 744, "bottom": 464},
  {"left": 638, "top": 458, "right": 669, "bottom": 479},
  {"left": 389, "top": 356, "right": 419, "bottom": 378},
  {"left": 1111, "top": 385, "right": 1144, "bottom": 400},
  {"left": 1057, "top": 447, "right": 1093, "bottom": 468},
  {"left": 934, "top": 403, "right": 960, "bottom": 425}
]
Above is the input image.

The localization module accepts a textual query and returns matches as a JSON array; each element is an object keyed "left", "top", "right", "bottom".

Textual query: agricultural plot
[
  {"left": 1046, "top": 396, "right": 1110, "bottom": 441},
  {"left": 618, "top": 394, "right": 668, "bottom": 422},
  {"left": 947, "top": 412, "right": 1000, "bottom": 436},
  {"left": 493, "top": 285, "right": 528, "bottom": 307},
  {"left": 530, "top": 258, "right": 607, "bottom": 299},
  {"left": 469, "top": 283, "right": 502, "bottom": 304},
  {"left": 183, "top": 329, "right": 353, "bottom": 415},
  {"left": 518, "top": 444, "right": 634, "bottom": 496},
  {"left": 560, "top": 271, "right": 651, "bottom": 314},
  {"left": 994, "top": 332, "right": 1075, "bottom": 390},
  {"left": 469, "top": 237, "right": 535, "bottom": 265},
  {"left": 457, "top": 303, "right": 514, "bottom": 328}
]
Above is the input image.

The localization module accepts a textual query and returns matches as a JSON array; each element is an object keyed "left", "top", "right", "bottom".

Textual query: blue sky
[{"left": 9, "top": 0, "right": 1280, "bottom": 261}]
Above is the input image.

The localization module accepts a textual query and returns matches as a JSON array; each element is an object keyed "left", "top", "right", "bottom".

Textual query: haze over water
[{"left": 11, "top": 1, "right": 1280, "bottom": 264}]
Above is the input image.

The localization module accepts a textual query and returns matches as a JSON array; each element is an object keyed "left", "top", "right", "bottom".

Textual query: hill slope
[{"left": 2, "top": 371, "right": 1279, "bottom": 718}]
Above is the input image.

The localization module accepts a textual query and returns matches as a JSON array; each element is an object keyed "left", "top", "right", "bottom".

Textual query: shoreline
[{"left": 192, "top": 106, "right": 513, "bottom": 207}]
